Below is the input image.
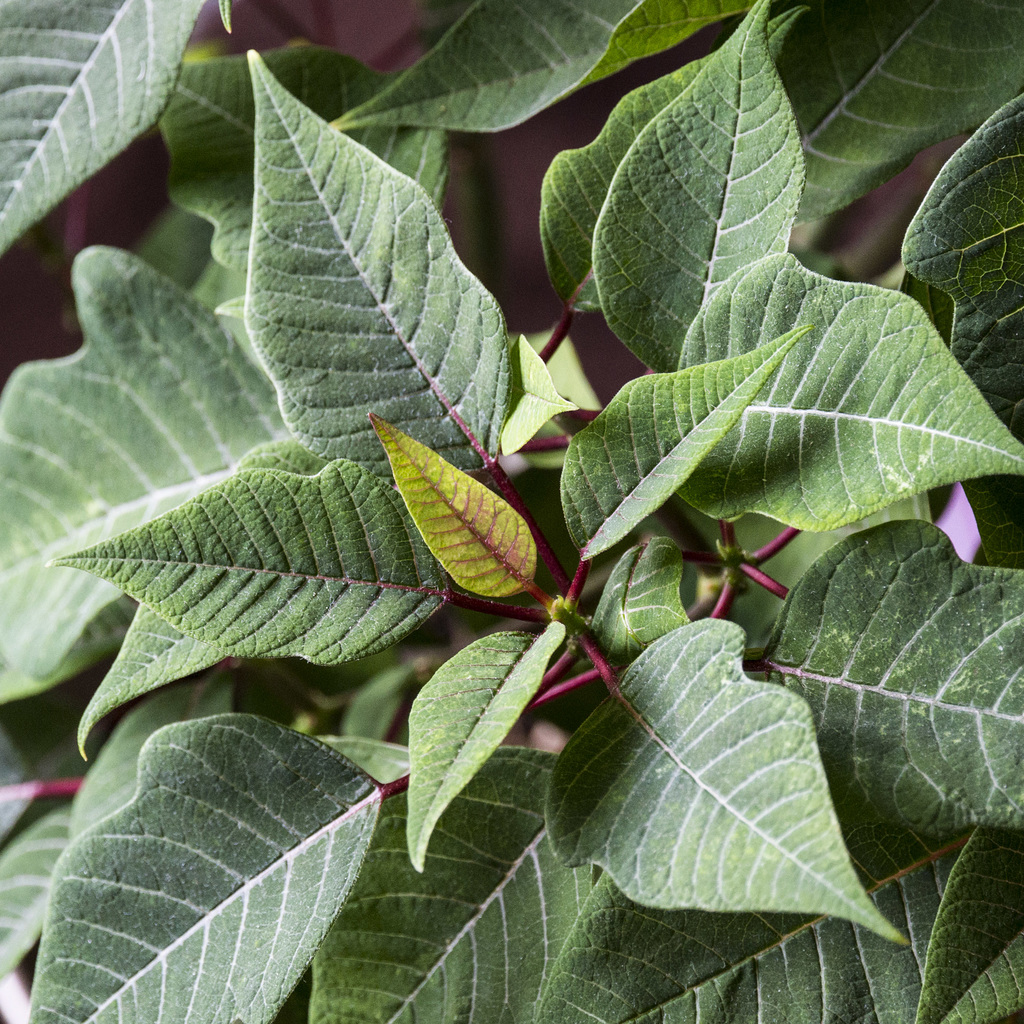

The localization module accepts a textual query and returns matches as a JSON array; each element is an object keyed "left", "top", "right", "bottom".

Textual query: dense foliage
[{"left": 2, "top": 1, "right": 1024, "bottom": 1021}]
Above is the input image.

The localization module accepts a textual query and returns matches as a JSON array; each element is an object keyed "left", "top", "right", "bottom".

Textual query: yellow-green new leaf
[
  {"left": 501, "top": 335, "right": 577, "bottom": 454},
  {"left": 372, "top": 416, "right": 539, "bottom": 599}
]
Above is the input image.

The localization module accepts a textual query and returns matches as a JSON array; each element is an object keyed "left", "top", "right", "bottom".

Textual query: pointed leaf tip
[
  {"left": 219, "top": 0, "right": 232, "bottom": 31},
  {"left": 371, "top": 415, "right": 540, "bottom": 600}
]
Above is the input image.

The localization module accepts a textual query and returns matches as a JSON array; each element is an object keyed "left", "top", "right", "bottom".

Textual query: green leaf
[
  {"left": 0, "top": 247, "right": 285, "bottom": 678},
  {"left": 341, "top": 665, "right": 416, "bottom": 741},
  {"left": 53, "top": 461, "right": 445, "bottom": 665},
  {"left": 591, "top": 537, "right": 688, "bottom": 663},
  {"left": 562, "top": 327, "right": 807, "bottom": 556},
  {"left": 547, "top": 620, "right": 897, "bottom": 938},
  {"left": 593, "top": 0, "right": 804, "bottom": 370},
  {"left": 0, "top": 599, "right": 134, "bottom": 706},
  {"left": 917, "top": 829, "right": 1024, "bottom": 1024},
  {"left": 902, "top": 272, "right": 954, "bottom": 347},
  {"left": 162, "top": 47, "right": 448, "bottom": 271},
  {"left": 29, "top": 715, "right": 381, "bottom": 1024},
  {"left": 372, "top": 415, "right": 540, "bottom": 599},
  {"left": 237, "top": 439, "right": 330, "bottom": 476},
  {"left": 245, "top": 54, "right": 509, "bottom": 471},
  {"left": 763, "top": 520, "right": 1024, "bottom": 835},
  {"left": 678, "top": 253, "right": 1024, "bottom": 530},
  {"left": 73, "top": 681, "right": 231, "bottom": 837},
  {"left": 218, "top": 0, "right": 231, "bottom": 31},
  {"left": 528, "top": 331, "right": 601, "bottom": 412},
  {"left": 541, "top": 55, "right": 706, "bottom": 311},
  {"left": 538, "top": 823, "right": 963, "bottom": 1024},
  {"left": 311, "top": 748, "right": 592, "bottom": 1024},
  {"left": 0, "top": 725, "right": 26, "bottom": 848},
  {"left": 406, "top": 624, "right": 564, "bottom": 870},
  {"left": 581, "top": 0, "right": 752, "bottom": 85},
  {"left": 0, "top": 0, "right": 207, "bottom": 256},
  {"left": 777, "top": 0, "right": 1024, "bottom": 219},
  {"left": 500, "top": 335, "right": 577, "bottom": 454},
  {"left": 964, "top": 477, "right": 1024, "bottom": 570},
  {"left": 77, "top": 618, "right": 225, "bottom": 763},
  {"left": 324, "top": 737, "right": 409, "bottom": 785},
  {"left": 335, "top": 0, "right": 727, "bottom": 133},
  {"left": 0, "top": 809, "right": 70, "bottom": 978}
]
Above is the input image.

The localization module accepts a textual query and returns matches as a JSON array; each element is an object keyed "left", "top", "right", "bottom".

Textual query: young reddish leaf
[{"left": 371, "top": 415, "right": 543, "bottom": 602}]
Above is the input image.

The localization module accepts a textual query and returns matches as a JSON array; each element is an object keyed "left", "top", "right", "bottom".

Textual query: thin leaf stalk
[
  {"left": 0, "top": 777, "right": 83, "bottom": 804},
  {"left": 710, "top": 580, "right": 737, "bottom": 619},
  {"left": 567, "top": 559, "right": 591, "bottom": 604},
  {"left": 442, "top": 589, "right": 549, "bottom": 622},
  {"left": 528, "top": 667, "right": 602, "bottom": 709},
  {"left": 579, "top": 633, "right": 620, "bottom": 697},
  {"left": 739, "top": 563, "right": 788, "bottom": 599},
  {"left": 750, "top": 526, "right": 801, "bottom": 563}
]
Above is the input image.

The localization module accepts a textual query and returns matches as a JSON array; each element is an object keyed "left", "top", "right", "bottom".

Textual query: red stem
[
  {"left": 710, "top": 581, "right": 736, "bottom": 620},
  {"left": 529, "top": 668, "right": 602, "bottom": 710},
  {"left": 0, "top": 777, "right": 83, "bottom": 804},
  {"left": 559, "top": 409, "right": 600, "bottom": 422},
  {"left": 739, "top": 563, "right": 789, "bottom": 599},
  {"left": 719, "top": 520, "right": 736, "bottom": 547},
  {"left": 377, "top": 774, "right": 410, "bottom": 800},
  {"left": 750, "top": 526, "right": 801, "bottom": 564},
  {"left": 579, "top": 633, "right": 620, "bottom": 696},
  {"left": 519, "top": 435, "right": 570, "bottom": 452},
  {"left": 443, "top": 590, "right": 548, "bottom": 622},
  {"left": 539, "top": 305, "right": 574, "bottom": 362},
  {"left": 681, "top": 549, "right": 722, "bottom": 565},
  {"left": 567, "top": 560, "right": 591, "bottom": 604},
  {"left": 540, "top": 650, "right": 577, "bottom": 690}
]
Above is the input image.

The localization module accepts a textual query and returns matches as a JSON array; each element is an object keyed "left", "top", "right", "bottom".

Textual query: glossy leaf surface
[
  {"left": 764, "top": 520, "right": 1024, "bottom": 835},
  {"left": 548, "top": 620, "right": 896, "bottom": 937},
  {"left": 30, "top": 715, "right": 380, "bottom": 1024},
  {"left": 678, "top": 254, "right": 1024, "bottom": 530},
  {"left": 373, "top": 416, "right": 538, "bottom": 598},
  {"left": 245, "top": 55, "right": 509, "bottom": 471},
  {"left": 591, "top": 538, "right": 688, "bottom": 664},
  {"left": 593, "top": 0, "right": 803, "bottom": 370},
  {"left": 778, "top": 0, "right": 1024, "bottom": 218},
  {"left": 562, "top": 327, "right": 805, "bottom": 556},
  {"left": 0, "top": 0, "right": 206, "bottom": 255},
  {"left": 538, "top": 824, "right": 963, "bottom": 1023},
  {"left": 162, "top": 47, "right": 448, "bottom": 270},
  {"left": 406, "top": 624, "right": 564, "bottom": 869},
  {"left": 55, "top": 462, "right": 445, "bottom": 665},
  {"left": 0, "top": 247, "right": 284, "bottom": 678},
  {"left": 311, "top": 748, "right": 591, "bottom": 1024}
]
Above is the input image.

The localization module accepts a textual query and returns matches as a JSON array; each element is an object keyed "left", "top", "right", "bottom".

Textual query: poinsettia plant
[{"left": 2, "top": 0, "right": 1024, "bottom": 1022}]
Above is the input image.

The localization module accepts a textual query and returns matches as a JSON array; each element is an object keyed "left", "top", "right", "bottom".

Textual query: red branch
[
  {"left": 739, "top": 563, "right": 788, "bottom": 599},
  {"left": 710, "top": 581, "right": 737, "bottom": 620},
  {"left": 750, "top": 527, "right": 801, "bottom": 564},
  {"left": 529, "top": 668, "right": 602, "bottom": 709},
  {"left": 0, "top": 777, "right": 83, "bottom": 804}
]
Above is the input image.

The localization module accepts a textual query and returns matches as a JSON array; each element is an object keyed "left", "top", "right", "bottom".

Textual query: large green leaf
[
  {"left": 917, "top": 829, "right": 1024, "bottom": 1024},
  {"left": 77, "top": 607, "right": 223, "bottom": 752},
  {"left": 547, "top": 620, "right": 897, "bottom": 937},
  {"left": 562, "top": 327, "right": 807, "bottom": 556},
  {"left": 540, "top": 58, "right": 706, "bottom": 311},
  {"left": 903, "top": 92, "right": 1024, "bottom": 569},
  {"left": 373, "top": 416, "right": 540, "bottom": 599},
  {"left": 245, "top": 55, "right": 509, "bottom": 472},
  {"left": 161, "top": 47, "right": 448, "bottom": 271},
  {"left": 72, "top": 682, "right": 232, "bottom": 837},
  {"left": 537, "top": 823, "right": 963, "bottom": 1024},
  {"left": 0, "top": 247, "right": 285, "bottom": 678},
  {"left": 590, "top": 537, "right": 688, "bottom": 664},
  {"left": 311, "top": 748, "right": 592, "bottom": 1024},
  {"left": 581, "top": 0, "right": 751, "bottom": 84},
  {"left": 336, "top": 0, "right": 742, "bottom": 134},
  {"left": 406, "top": 624, "right": 564, "bottom": 869},
  {"left": 593, "top": 0, "right": 804, "bottom": 370},
  {"left": 54, "top": 462, "right": 445, "bottom": 665},
  {"left": 0, "top": 810, "right": 70, "bottom": 978},
  {"left": 763, "top": 520, "right": 1024, "bottom": 835},
  {"left": 777, "top": 0, "right": 1024, "bottom": 219},
  {"left": 0, "top": 599, "right": 134, "bottom": 706},
  {"left": 677, "top": 253, "right": 1024, "bottom": 530},
  {"left": 29, "top": 715, "right": 381, "bottom": 1024},
  {"left": 0, "top": 0, "right": 207, "bottom": 255}
]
